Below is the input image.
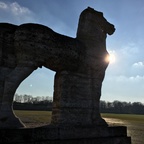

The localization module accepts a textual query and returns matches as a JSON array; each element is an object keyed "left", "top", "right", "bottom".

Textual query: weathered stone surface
[
  {"left": 51, "top": 71, "right": 107, "bottom": 126},
  {"left": 0, "top": 126, "right": 131, "bottom": 144},
  {"left": 0, "top": 7, "right": 115, "bottom": 128},
  {"left": 14, "top": 24, "right": 83, "bottom": 71},
  {"left": 0, "top": 23, "right": 17, "bottom": 68},
  {"left": 51, "top": 7, "right": 114, "bottom": 127}
]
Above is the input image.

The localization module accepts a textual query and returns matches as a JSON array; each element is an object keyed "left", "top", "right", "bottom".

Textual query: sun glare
[
  {"left": 105, "top": 52, "right": 116, "bottom": 64},
  {"left": 109, "top": 53, "right": 116, "bottom": 63}
]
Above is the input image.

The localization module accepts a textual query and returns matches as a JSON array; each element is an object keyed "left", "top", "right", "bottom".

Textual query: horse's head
[
  {"left": 77, "top": 7, "right": 115, "bottom": 40},
  {"left": 86, "top": 7, "right": 115, "bottom": 35},
  {"left": 76, "top": 7, "right": 115, "bottom": 71}
]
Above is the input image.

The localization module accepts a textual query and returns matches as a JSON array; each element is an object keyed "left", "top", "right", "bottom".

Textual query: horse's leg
[
  {"left": 0, "top": 69, "right": 4, "bottom": 109},
  {"left": 0, "top": 66, "right": 35, "bottom": 128}
]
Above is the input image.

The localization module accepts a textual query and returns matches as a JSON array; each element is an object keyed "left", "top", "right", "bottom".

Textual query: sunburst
[{"left": 105, "top": 52, "right": 116, "bottom": 64}]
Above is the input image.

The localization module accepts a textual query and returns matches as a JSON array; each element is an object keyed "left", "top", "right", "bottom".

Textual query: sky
[{"left": 0, "top": 0, "right": 144, "bottom": 103}]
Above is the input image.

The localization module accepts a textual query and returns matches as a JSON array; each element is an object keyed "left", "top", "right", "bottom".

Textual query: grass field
[
  {"left": 101, "top": 113, "right": 144, "bottom": 144},
  {"left": 15, "top": 110, "right": 52, "bottom": 127},
  {"left": 14, "top": 111, "right": 144, "bottom": 144},
  {"left": 101, "top": 113, "right": 144, "bottom": 123}
]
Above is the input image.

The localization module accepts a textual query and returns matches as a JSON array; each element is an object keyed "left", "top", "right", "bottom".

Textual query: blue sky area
[{"left": 0, "top": 0, "right": 144, "bottom": 103}]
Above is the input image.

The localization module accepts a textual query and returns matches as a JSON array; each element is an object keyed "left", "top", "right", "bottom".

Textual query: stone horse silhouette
[{"left": 0, "top": 7, "right": 115, "bottom": 128}]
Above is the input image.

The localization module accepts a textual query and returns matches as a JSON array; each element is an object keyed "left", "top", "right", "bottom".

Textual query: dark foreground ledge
[{"left": 0, "top": 125, "right": 131, "bottom": 144}]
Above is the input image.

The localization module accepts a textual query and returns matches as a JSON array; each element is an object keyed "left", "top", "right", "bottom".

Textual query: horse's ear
[
  {"left": 87, "top": 7, "right": 94, "bottom": 10},
  {"left": 85, "top": 7, "right": 103, "bottom": 16}
]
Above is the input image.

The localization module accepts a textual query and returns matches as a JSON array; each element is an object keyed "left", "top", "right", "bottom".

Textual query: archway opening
[{"left": 14, "top": 67, "right": 55, "bottom": 127}]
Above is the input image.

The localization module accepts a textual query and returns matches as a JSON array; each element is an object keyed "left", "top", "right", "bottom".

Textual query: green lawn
[
  {"left": 101, "top": 113, "right": 144, "bottom": 144},
  {"left": 14, "top": 110, "right": 52, "bottom": 127},
  {"left": 14, "top": 111, "right": 144, "bottom": 144},
  {"left": 101, "top": 113, "right": 144, "bottom": 123}
]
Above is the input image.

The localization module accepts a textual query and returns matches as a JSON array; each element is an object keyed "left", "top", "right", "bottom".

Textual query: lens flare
[{"left": 105, "top": 53, "right": 116, "bottom": 63}]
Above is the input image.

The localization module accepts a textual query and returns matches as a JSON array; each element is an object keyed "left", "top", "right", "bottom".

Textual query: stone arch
[
  {"left": 16, "top": 67, "right": 55, "bottom": 97},
  {"left": 14, "top": 67, "right": 55, "bottom": 127}
]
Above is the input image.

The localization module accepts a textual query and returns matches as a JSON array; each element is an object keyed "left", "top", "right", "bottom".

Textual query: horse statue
[{"left": 0, "top": 7, "right": 115, "bottom": 128}]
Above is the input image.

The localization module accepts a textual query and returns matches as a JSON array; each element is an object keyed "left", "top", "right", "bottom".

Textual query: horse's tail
[{"left": 0, "top": 23, "right": 17, "bottom": 67}]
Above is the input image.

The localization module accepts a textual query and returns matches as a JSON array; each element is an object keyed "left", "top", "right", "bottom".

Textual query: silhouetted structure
[{"left": 0, "top": 7, "right": 131, "bottom": 144}]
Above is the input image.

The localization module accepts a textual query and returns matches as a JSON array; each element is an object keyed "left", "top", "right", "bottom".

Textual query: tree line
[
  {"left": 100, "top": 100, "right": 144, "bottom": 114},
  {"left": 14, "top": 93, "right": 53, "bottom": 103},
  {"left": 13, "top": 94, "right": 53, "bottom": 111},
  {"left": 14, "top": 94, "right": 144, "bottom": 114}
]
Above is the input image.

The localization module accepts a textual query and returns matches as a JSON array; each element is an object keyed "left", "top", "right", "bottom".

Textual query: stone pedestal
[{"left": 0, "top": 126, "right": 131, "bottom": 144}]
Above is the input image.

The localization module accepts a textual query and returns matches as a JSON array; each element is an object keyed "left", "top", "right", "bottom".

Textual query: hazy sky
[{"left": 0, "top": 0, "right": 144, "bottom": 103}]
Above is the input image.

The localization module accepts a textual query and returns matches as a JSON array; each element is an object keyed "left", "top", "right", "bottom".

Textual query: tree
[{"left": 14, "top": 93, "right": 23, "bottom": 103}]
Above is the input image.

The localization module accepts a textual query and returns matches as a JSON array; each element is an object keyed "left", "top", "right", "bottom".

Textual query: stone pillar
[{"left": 51, "top": 70, "right": 107, "bottom": 126}]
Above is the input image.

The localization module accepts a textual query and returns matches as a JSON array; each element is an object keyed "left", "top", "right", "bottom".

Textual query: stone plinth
[{"left": 0, "top": 126, "right": 131, "bottom": 144}]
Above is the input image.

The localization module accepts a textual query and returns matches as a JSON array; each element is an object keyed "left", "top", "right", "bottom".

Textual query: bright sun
[
  {"left": 105, "top": 53, "right": 116, "bottom": 64},
  {"left": 109, "top": 53, "right": 116, "bottom": 63}
]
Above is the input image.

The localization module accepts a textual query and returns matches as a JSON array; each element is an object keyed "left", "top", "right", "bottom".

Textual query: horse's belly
[{"left": 44, "top": 48, "right": 80, "bottom": 72}]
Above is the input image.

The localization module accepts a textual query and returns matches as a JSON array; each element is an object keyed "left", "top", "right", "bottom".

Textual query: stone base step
[{"left": 0, "top": 125, "right": 131, "bottom": 144}]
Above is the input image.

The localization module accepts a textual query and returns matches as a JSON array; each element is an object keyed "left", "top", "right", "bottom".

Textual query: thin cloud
[
  {"left": 10, "top": 2, "right": 31, "bottom": 16},
  {"left": 0, "top": 1, "right": 31, "bottom": 15},
  {"left": 120, "top": 42, "right": 139, "bottom": 57},
  {"left": 108, "top": 50, "right": 117, "bottom": 57},
  {"left": 129, "top": 75, "right": 144, "bottom": 82},
  {"left": 0, "top": 1, "right": 8, "bottom": 9},
  {"left": 106, "top": 75, "right": 144, "bottom": 83},
  {"left": 132, "top": 61, "right": 144, "bottom": 68},
  {"left": 0, "top": 1, "right": 36, "bottom": 24}
]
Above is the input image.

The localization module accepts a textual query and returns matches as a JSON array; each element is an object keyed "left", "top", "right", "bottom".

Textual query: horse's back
[
  {"left": 0, "top": 23, "right": 17, "bottom": 31},
  {"left": 14, "top": 23, "right": 56, "bottom": 67},
  {"left": 14, "top": 23, "right": 83, "bottom": 71}
]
